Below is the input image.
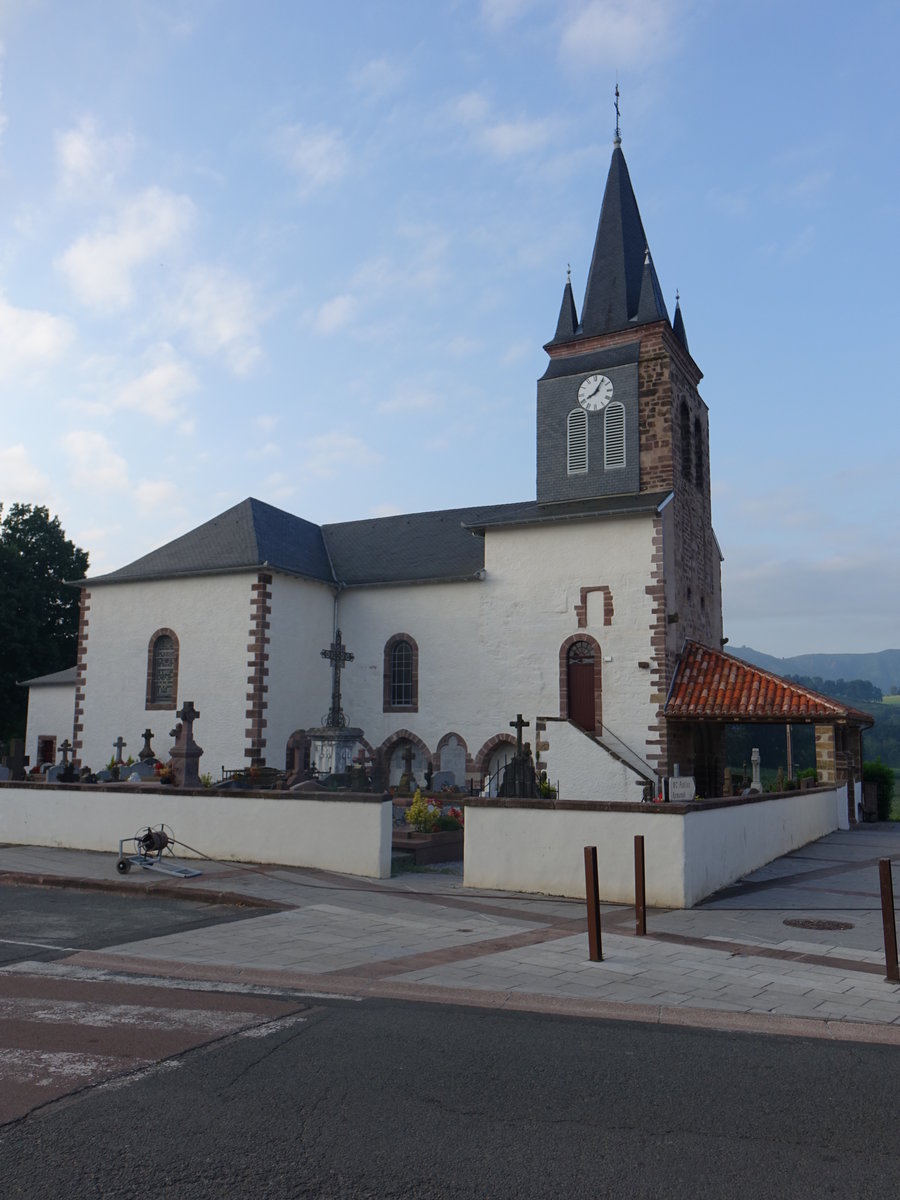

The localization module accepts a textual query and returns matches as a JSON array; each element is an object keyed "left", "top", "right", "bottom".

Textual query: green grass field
[{"left": 882, "top": 694, "right": 900, "bottom": 705}]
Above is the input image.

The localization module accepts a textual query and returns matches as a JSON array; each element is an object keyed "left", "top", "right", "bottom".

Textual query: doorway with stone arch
[{"left": 560, "top": 634, "right": 602, "bottom": 734}]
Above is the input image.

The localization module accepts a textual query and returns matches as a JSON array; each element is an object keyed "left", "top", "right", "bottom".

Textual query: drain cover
[{"left": 783, "top": 918, "right": 854, "bottom": 931}]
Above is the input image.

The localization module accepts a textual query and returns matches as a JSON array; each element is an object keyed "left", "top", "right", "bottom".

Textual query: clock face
[{"left": 577, "top": 373, "right": 614, "bottom": 411}]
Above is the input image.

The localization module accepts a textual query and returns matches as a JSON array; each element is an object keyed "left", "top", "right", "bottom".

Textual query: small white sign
[{"left": 668, "top": 776, "right": 696, "bottom": 802}]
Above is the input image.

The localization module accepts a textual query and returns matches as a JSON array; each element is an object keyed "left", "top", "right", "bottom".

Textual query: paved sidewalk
[{"left": 2, "top": 826, "right": 899, "bottom": 1044}]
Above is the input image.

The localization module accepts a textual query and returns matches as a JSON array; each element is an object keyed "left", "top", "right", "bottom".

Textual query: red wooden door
[{"left": 567, "top": 642, "right": 597, "bottom": 733}]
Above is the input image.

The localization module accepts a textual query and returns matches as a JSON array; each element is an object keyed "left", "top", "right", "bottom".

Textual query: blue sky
[{"left": 1, "top": 0, "right": 898, "bottom": 658}]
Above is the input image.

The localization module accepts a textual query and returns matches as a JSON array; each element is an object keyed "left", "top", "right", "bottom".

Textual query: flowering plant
[{"left": 405, "top": 789, "right": 440, "bottom": 833}]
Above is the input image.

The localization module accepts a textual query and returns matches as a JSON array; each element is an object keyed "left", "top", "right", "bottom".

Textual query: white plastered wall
[
  {"left": 334, "top": 513, "right": 660, "bottom": 779},
  {"left": 540, "top": 717, "right": 648, "bottom": 803},
  {"left": 25, "top": 683, "right": 76, "bottom": 766},
  {"left": 80, "top": 575, "right": 255, "bottom": 774},
  {"left": 263, "top": 574, "right": 336, "bottom": 768},
  {"left": 0, "top": 783, "right": 391, "bottom": 878},
  {"left": 464, "top": 787, "right": 847, "bottom": 906}
]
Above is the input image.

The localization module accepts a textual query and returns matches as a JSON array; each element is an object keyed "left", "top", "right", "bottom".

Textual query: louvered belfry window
[
  {"left": 567, "top": 409, "right": 588, "bottom": 474},
  {"left": 604, "top": 402, "right": 626, "bottom": 469}
]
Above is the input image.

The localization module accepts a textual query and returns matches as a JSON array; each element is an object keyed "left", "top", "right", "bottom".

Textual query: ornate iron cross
[{"left": 321, "top": 629, "right": 354, "bottom": 728}]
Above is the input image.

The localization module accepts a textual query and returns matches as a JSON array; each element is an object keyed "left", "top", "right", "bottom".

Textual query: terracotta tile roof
[{"left": 666, "top": 641, "right": 874, "bottom": 726}]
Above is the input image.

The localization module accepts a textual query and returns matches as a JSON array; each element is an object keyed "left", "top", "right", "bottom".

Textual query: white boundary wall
[
  {"left": 0, "top": 784, "right": 392, "bottom": 880},
  {"left": 463, "top": 786, "right": 848, "bottom": 907}
]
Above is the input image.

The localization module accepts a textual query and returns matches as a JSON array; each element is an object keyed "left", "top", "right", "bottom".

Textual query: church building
[{"left": 23, "top": 131, "right": 869, "bottom": 801}]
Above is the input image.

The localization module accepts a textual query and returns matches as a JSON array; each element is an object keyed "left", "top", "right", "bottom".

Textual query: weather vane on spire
[{"left": 614, "top": 81, "right": 621, "bottom": 145}]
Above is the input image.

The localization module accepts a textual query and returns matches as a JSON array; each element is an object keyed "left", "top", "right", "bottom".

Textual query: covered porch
[{"left": 665, "top": 641, "right": 874, "bottom": 815}]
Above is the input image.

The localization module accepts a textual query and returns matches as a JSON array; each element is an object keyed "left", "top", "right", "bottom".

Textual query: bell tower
[{"left": 535, "top": 124, "right": 722, "bottom": 653}]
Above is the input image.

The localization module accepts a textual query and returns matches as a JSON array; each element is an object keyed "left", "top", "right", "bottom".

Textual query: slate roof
[
  {"left": 666, "top": 641, "right": 874, "bottom": 727},
  {"left": 322, "top": 503, "right": 520, "bottom": 587},
  {"left": 81, "top": 498, "right": 518, "bottom": 589},
  {"left": 84, "top": 498, "right": 333, "bottom": 585},
  {"left": 571, "top": 144, "right": 669, "bottom": 342},
  {"left": 18, "top": 666, "right": 78, "bottom": 687},
  {"left": 463, "top": 492, "right": 671, "bottom": 532}
]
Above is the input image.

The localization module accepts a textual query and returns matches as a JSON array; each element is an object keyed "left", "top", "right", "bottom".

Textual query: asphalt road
[
  {"left": 0, "top": 882, "right": 268, "bottom": 964},
  {"left": 2, "top": 990, "right": 899, "bottom": 1199}
]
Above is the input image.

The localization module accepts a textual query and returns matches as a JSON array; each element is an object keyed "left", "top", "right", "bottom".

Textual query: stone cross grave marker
[
  {"left": 138, "top": 729, "right": 156, "bottom": 762},
  {"left": 510, "top": 713, "right": 530, "bottom": 757},
  {"left": 113, "top": 735, "right": 127, "bottom": 764}
]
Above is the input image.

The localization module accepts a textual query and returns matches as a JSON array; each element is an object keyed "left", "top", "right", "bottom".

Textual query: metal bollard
[
  {"left": 878, "top": 858, "right": 899, "bottom": 983},
  {"left": 584, "top": 845, "right": 603, "bottom": 962},
  {"left": 634, "top": 835, "right": 647, "bottom": 936}
]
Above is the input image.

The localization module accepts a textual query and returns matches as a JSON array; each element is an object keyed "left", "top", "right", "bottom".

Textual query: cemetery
[{"left": 0, "top": 693, "right": 854, "bottom": 904}]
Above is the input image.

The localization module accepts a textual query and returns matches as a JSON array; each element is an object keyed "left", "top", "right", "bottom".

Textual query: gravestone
[
  {"left": 439, "top": 736, "right": 466, "bottom": 787},
  {"left": 169, "top": 700, "right": 204, "bottom": 788},
  {"left": 57, "top": 739, "right": 79, "bottom": 784},
  {"left": 0, "top": 765, "right": 9, "bottom": 781},
  {"left": 2, "top": 739, "right": 29, "bottom": 781},
  {"left": 498, "top": 716, "right": 539, "bottom": 798},
  {"left": 431, "top": 770, "right": 455, "bottom": 791},
  {"left": 138, "top": 729, "right": 157, "bottom": 763}
]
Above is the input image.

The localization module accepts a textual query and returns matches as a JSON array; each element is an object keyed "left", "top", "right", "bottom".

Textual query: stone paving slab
[{"left": 2, "top": 828, "right": 900, "bottom": 1042}]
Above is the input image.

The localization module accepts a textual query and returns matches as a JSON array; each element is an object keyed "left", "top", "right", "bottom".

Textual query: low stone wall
[
  {"left": 463, "top": 786, "right": 848, "bottom": 907},
  {"left": 0, "top": 782, "right": 392, "bottom": 879}
]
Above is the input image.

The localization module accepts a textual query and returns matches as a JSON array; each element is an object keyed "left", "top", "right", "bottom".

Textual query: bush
[
  {"left": 433, "top": 814, "right": 462, "bottom": 832},
  {"left": 863, "top": 759, "right": 896, "bottom": 821}
]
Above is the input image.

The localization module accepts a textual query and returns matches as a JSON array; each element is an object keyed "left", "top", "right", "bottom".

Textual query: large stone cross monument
[{"left": 307, "top": 630, "right": 364, "bottom": 781}]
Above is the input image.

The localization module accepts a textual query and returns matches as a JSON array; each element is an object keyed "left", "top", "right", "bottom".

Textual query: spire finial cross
[
  {"left": 566, "top": 262, "right": 571, "bottom": 284},
  {"left": 614, "top": 81, "right": 621, "bottom": 145}
]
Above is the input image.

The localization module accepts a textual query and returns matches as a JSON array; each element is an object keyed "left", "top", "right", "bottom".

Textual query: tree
[{"left": 0, "top": 504, "right": 89, "bottom": 743}]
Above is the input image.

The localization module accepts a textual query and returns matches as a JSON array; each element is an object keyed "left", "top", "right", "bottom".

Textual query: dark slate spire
[
  {"left": 580, "top": 144, "right": 669, "bottom": 337},
  {"left": 549, "top": 267, "right": 579, "bottom": 344},
  {"left": 634, "top": 244, "right": 669, "bottom": 325},
  {"left": 672, "top": 290, "right": 689, "bottom": 352}
]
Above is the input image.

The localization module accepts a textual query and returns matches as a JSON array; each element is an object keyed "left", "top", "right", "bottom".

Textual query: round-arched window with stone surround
[{"left": 146, "top": 629, "right": 179, "bottom": 710}]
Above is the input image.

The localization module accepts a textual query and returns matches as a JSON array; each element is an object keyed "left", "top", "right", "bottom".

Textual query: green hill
[{"left": 729, "top": 646, "right": 900, "bottom": 695}]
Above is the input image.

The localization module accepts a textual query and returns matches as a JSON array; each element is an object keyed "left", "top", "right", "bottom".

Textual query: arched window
[
  {"left": 604, "top": 402, "right": 625, "bottom": 469},
  {"left": 693, "top": 416, "right": 704, "bottom": 489},
  {"left": 567, "top": 409, "right": 588, "bottom": 474},
  {"left": 383, "top": 634, "right": 418, "bottom": 712},
  {"left": 680, "top": 400, "right": 691, "bottom": 479},
  {"left": 146, "top": 629, "right": 179, "bottom": 710}
]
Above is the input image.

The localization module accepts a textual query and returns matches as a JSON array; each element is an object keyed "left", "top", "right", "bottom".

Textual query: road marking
[
  {"left": 0, "top": 996, "right": 279, "bottom": 1033},
  {"left": 0, "top": 960, "right": 361, "bottom": 1002},
  {"left": 0, "top": 938, "right": 81, "bottom": 952}
]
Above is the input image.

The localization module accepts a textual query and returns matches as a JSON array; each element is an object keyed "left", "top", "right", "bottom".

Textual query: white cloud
[
  {"left": 0, "top": 42, "right": 7, "bottom": 147},
  {"left": 452, "top": 90, "right": 555, "bottom": 161},
  {"left": 480, "top": 116, "right": 554, "bottom": 159},
  {"left": 56, "top": 116, "right": 134, "bottom": 195},
  {"left": 354, "top": 57, "right": 406, "bottom": 101},
  {"left": 313, "top": 293, "right": 358, "bottom": 335},
  {"left": 273, "top": 123, "right": 349, "bottom": 195},
  {"left": 167, "top": 266, "right": 262, "bottom": 375},
  {"left": 559, "top": 0, "right": 681, "bottom": 68},
  {"left": 116, "top": 350, "right": 198, "bottom": 423},
  {"left": 481, "top": 0, "right": 545, "bottom": 31},
  {"left": 62, "top": 431, "right": 129, "bottom": 490},
  {"left": 453, "top": 90, "right": 491, "bottom": 125},
  {"left": 135, "top": 480, "right": 178, "bottom": 512},
  {"left": 57, "top": 187, "right": 195, "bottom": 311},
  {"left": 377, "top": 385, "right": 441, "bottom": 415},
  {"left": 0, "top": 293, "right": 75, "bottom": 378},
  {"left": 0, "top": 444, "right": 51, "bottom": 498},
  {"left": 299, "top": 432, "right": 382, "bottom": 479}
]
